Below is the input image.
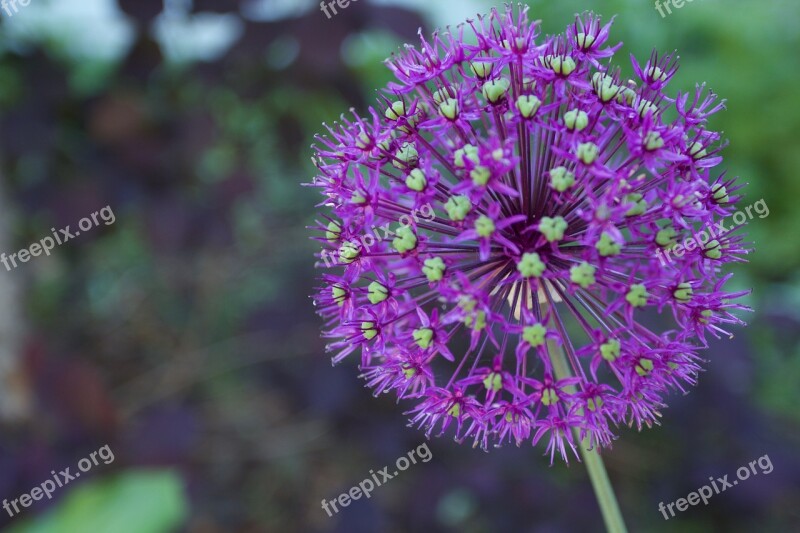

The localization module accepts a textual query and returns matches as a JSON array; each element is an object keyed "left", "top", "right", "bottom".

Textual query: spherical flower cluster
[{"left": 310, "top": 6, "right": 750, "bottom": 461}]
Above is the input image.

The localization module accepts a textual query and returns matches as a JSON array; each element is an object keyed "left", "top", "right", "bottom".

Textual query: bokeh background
[{"left": 0, "top": 0, "right": 798, "bottom": 531}]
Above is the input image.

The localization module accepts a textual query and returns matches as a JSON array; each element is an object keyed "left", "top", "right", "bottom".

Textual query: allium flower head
[{"left": 310, "top": 5, "right": 750, "bottom": 462}]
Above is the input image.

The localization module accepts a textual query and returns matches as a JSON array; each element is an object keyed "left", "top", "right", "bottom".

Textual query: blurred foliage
[
  {"left": 7, "top": 470, "right": 187, "bottom": 533},
  {"left": 0, "top": 0, "right": 797, "bottom": 532}
]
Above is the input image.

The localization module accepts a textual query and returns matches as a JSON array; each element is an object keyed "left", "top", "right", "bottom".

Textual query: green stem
[{"left": 546, "top": 336, "right": 628, "bottom": 533}]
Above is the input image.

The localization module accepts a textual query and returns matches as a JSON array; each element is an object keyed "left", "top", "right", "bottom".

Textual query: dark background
[{"left": 0, "top": 0, "right": 798, "bottom": 531}]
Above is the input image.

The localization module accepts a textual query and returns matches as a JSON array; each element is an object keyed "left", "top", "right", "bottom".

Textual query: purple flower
[{"left": 310, "top": 6, "right": 750, "bottom": 462}]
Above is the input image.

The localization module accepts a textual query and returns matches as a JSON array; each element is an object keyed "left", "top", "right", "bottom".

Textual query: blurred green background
[{"left": 0, "top": 0, "right": 797, "bottom": 531}]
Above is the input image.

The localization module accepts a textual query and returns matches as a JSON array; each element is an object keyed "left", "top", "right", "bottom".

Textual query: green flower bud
[
  {"left": 564, "top": 109, "right": 589, "bottom": 131},
  {"left": 384, "top": 100, "right": 407, "bottom": 121},
  {"left": 517, "top": 252, "right": 546, "bottom": 278},
  {"left": 703, "top": 239, "right": 722, "bottom": 259},
  {"left": 406, "top": 168, "right": 427, "bottom": 191},
  {"left": 688, "top": 141, "right": 707, "bottom": 160},
  {"left": 361, "top": 321, "right": 378, "bottom": 340},
  {"left": 338, "top": 241, "right": 361, "bottom": 264},
  {"left": 474, "top": 215, "right": 495, "bottom": 237},
  {"left": 422, "top": 256, "right": 446, "bottom": 282},
  {"left": 673, "top": 282, "right": 693, "bottom": 303},
  {"left": 444, "top": 195, "right": 472, "bottom": 221},
  {"left": 623, "top": 193, "right": 647, "bottom": 216},
  {"left": 539, "top": 216, "right": 568, "bottom": 242},
  {"left": 549, "top": 166, "right": 576, "bottom": 192},
  {"left": 575, "top": 32, "right": 595, "bottom": 49},
  {"left": 454, "top": 144, "right": 479, "bottom": 167},
  {"left": 482, "top": 78, "right": 511, "bottom": 103},
  {"left": 331, "top": 284, "right": 347, "bottom": 306},
  {"left": 393, "top": 142, "right": 418, "bottom": 169},
  {"left": 470, "top": 61, "right": 493, "bottom": 79},
  {"left": 625, "top": 283, "right": 649, "bottom": 307},
  {"left": 656, "top": 227, "right": 678, "bottom": 247},
  {"left": 325, "top": 220, "right": 341, "bottom": 242},
  {"left": 516, "top": 94, "right": 542, "bottom": 118},
  {"left": 546, "top": 55, "right": 576, "bottom": 76},
  {"left": 596, "top": 231, "right": 622, "bottom": 257},
  {"left": 570, "top": 261, "right": 597, "bottom": 289},
  {"left": 577, "top": 142, "right": 599, "bottom": 164},
  {"left": 522, "top": 323, "right": 547, "bottom": 347},
  {"left": 367, "top": 281, "right": 389, "bottom": 304},
  {"left": 711, "top": 184, "right": 729, "bottom": 204},
  {"left": 483, "top": 372, "right": 503, "bottom": 392},
  {"left": 541, "top": 387, "right": 559, "bottom": 405},
  {"left": 470, "top": 166, "right": 491, "bottom": 186},
  {"left": 600, "top": 339, "right": 621, "bottom": 362},
  {"left": 392, "top": 226, "right": 417, "bottom": 253},
  {"left": 413, "top": 327, "right": 434, "bottom": 349},
  {"left": 438, "top": 98, "right": 460, "bottom": 120},
  {"left": 644, "top": 131, "right": 664, "bottom": 151},
  {"left": 635, "top": 357, "right": 654, "bottom": 376}
]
